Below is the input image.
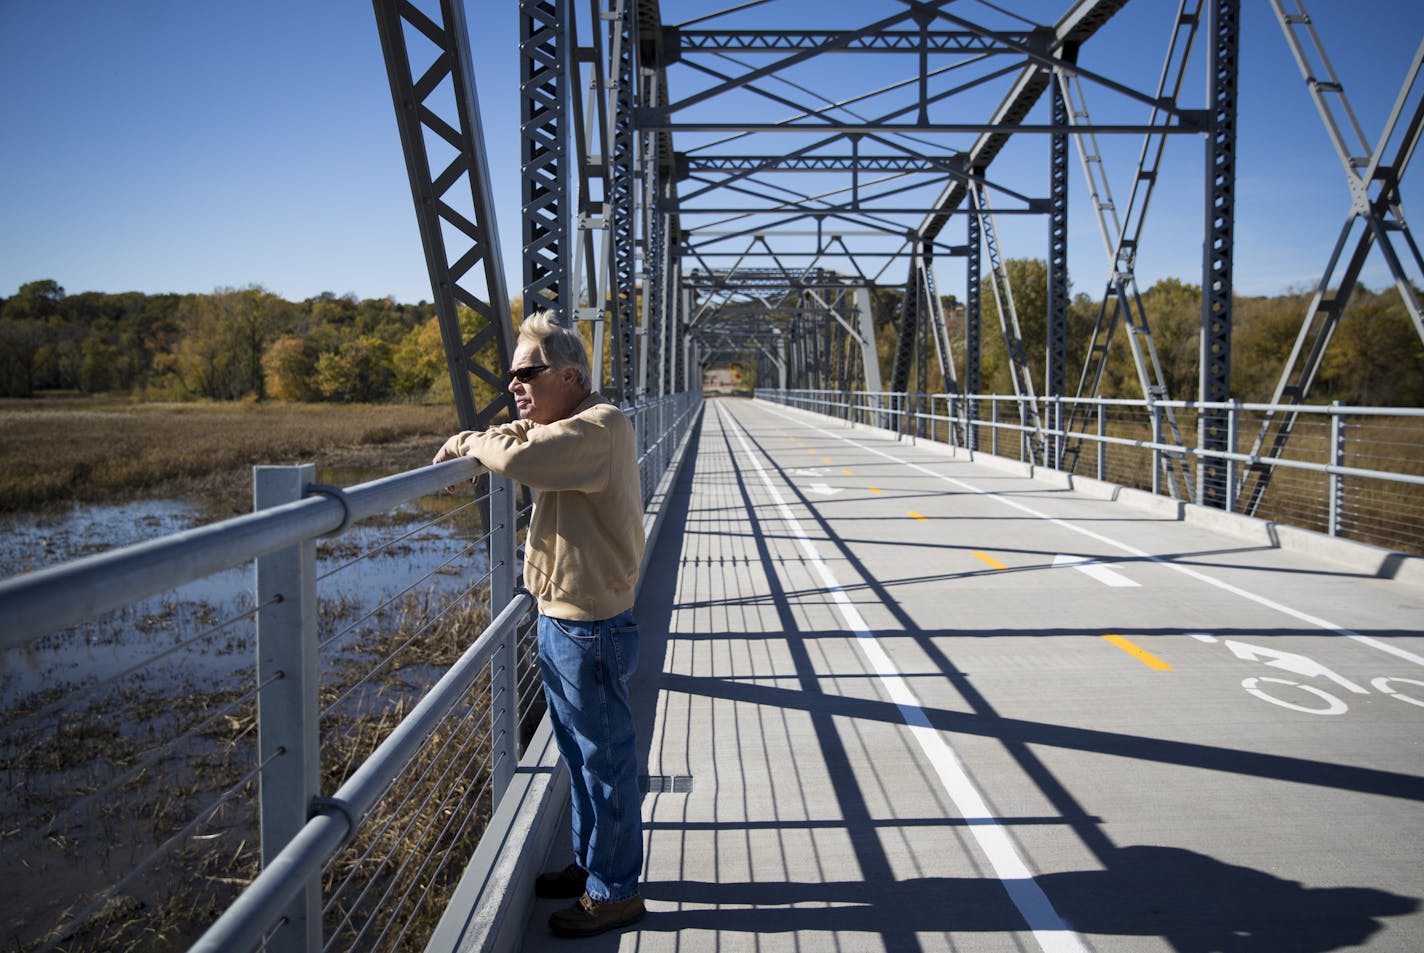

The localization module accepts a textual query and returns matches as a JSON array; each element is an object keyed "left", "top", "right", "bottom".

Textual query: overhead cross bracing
[
  {"left": 377, "top": 0, "right": 1418, "bottom": 510},
  {"left": 660, "top": 0, "right": 1143, "bottom": 289},
  {"left": 684, "top": 267, "right": 871, "bottom": 294},
  {"left": 377, "top": 0, "right": 1204, "bottom": 411},
  {"left": 642, "top": 0, "right": 1224, "bottom": 439}
]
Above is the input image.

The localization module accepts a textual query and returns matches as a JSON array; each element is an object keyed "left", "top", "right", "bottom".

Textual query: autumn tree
[
  {"left": 1321, "top": 287, "right": 1424, "bottom": 405},
  {"left": 160, "top": 287, "right": 292, "bottom": 399},
  {"left": 0, "top": 280, "right": 66, "bottom": 395},
  {"left": 0, "top": 318, "right": 47, "bottom": 396},
  {"left": 315, "top": 335, "right": 395, "bottom": 402},
  {"left": 1132, "top": 278, "right": 1201, "bottom": 401},
  {"left": 262, "top": 336, "right": 321, "bottom": 402},
  {"left": 391, "top": 317, "right": 447, "bottom": 399},
  {"left": 1, "top": 279, "right": 65, "bottom": 322},
  {"left": 1232, "top": 290, "right": 1311, "bottom": 402}
]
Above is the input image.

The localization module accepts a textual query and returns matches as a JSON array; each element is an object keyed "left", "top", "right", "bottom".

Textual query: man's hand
[{"left": 433, "top": 441, "right": 464, "bottom": 492}]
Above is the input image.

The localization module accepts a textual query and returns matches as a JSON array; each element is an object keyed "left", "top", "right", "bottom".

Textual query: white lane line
[
  {"left": 720, "top": 406, "right": 1089, "bottom": 953},
  {"left": 759, "top": 403, "right": 1424, "bottom": 670},
  {"left": 1052, "top": 554, "right": 1139, "bottom": 587}
]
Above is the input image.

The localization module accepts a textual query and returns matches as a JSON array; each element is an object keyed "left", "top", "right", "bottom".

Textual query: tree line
[
  {"left": 870, "top": 260, "right": 1422, "bottom": 407},
  {"left": 2, "top": 271, "right": 1419, "bottom": 406},
  {"left": 0, "top": 280, "right": 463, "bottom": 403}
]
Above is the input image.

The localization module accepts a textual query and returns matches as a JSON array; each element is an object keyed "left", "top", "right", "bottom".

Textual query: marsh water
[
  {"left": 0, "top": 470, "right": 492, "bottom": 951},
  {"left": 0, "top": 469, "right": 489, "bottom": 698}
]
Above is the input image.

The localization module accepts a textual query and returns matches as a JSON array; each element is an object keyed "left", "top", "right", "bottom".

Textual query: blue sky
[{"left": 1, "top": 0, "right": 1420, "bottom": 306}]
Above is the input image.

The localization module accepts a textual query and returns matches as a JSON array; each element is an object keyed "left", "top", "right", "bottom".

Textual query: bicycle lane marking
[
  {"left": 760, "top": 403, "right": 1424, "bottom": 670},
  {"left": 719, "top": 404, "right": 1090, "bottom": 953}
]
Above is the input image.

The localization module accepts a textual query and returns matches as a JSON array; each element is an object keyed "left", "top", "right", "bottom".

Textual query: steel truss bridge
[
  {"left": 2, "top": 2, "right": 1422, "bottom": 953},
  {"left": 373, "top": 0, "right": 1422, "bottom": 516}
]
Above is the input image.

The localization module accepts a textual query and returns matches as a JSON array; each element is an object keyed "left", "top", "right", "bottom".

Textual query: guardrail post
[
  {"left": 1150, "top": 405, "right": 1163, "bottom": 496},
  {"left": 489, "top": 473, "right": 519, "bottom": 799},
  {"left": 1329, "top": 402, "right": 1345, "bottom": 537},
  {"left": 253, "top": 465, "right": 322, "bottom": 953},
  {"left": 1052, "top": 396, "right": 1064, "bottom": 469},
  {"left": 1225, "top": 400, "right": 1240, "bottom": 512},
  {"left": 1096, "top": 401, "right": 1107, "bottom": 480}
]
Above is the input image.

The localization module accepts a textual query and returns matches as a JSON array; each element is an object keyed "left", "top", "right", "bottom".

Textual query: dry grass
[
  {"left": 1, "top": 592, "right": 520, "bottom": 953},
  {"left": 0, "top": 397, "right": 460, "bottom": 516},
  {"left": 0, "top": 397, "right": 522, "bottom": 952}
]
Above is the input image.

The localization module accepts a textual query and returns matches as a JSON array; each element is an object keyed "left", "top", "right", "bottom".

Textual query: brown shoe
[
  {"left": 535, "top": 863, "right": 589, "bottom": 899},
  {"left": 548, "top": 892, "right": 645, "bottom": 938}
]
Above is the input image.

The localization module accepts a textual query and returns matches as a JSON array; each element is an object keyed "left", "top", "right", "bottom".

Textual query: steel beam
[
  {"left": 609, "top": 0, "right": 639, "bottom": 403},
  {"left": 965, "top": 208, "right": 982, "bottom": 450},
  {"left": 1240, "top": 3, "right": 1424, "bottom": 515},
  {"left": 974, "top": 181, "right": 1047, "bottom": 462},
  {"left": 889, "top": 249, "right": 921, "bottom": 394},
  {"left": 373, "top": 0, "right": 517, "bottom": 430},
  {"left": 917, "top": 0, "right": 1132, "bottom": 244},
  {"left": 670, "top": 29, "right": 1036, "bottom": 54},
  {"left": 1197, "top": 0, "right": 1239, "bottom": 509},
  {"left": 1047, "top": 77, "right": 1069, "bottom": 464},
  {"left": 522, "top": 0, "right": 574, "bottom": 318}
]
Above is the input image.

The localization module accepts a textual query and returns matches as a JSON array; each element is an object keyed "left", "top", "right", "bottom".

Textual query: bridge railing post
[
  {"left": 253, "top": 465, "right": 322, "bottom": 953},
  {"left": 1053, "top": 396, "right": 1065, "bottom": 469},
  {"left": 489, "top": 473, "right": 519, "bottom": 799},
  {"left": 1097, "top": 400, "right": 1107, "bottom": 480},
  {"left": 1226, "top": 400, "right": 1241, "bottom": 512},
  {"left": 1329, "top": 402, "right": 1346, "bottom": 537},
  {"left": 1150, "top": 404, "right": 1163, "bottom": 496}
]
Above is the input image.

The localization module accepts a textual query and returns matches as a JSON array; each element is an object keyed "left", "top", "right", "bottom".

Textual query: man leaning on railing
[{"left": 432, "top": 309, "right": 648, "bottom": 939}]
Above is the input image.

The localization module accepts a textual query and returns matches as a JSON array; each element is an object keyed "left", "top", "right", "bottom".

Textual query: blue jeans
[{"left": 536, "top": 610, "right": 643, "bottom": 902}]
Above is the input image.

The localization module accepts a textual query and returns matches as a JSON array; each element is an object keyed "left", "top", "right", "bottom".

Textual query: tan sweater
[{"left": 440, "top": 394, "right": 645, "bottom": 620}]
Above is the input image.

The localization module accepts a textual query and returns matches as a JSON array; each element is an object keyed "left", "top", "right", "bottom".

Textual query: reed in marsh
[{"left": 0, "top": 398, "right": 459, "bottom": 515}]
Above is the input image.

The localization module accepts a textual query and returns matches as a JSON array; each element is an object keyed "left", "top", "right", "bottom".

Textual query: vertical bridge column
[
  {"left": 1199, "top": 0, "right": 1240, "bottom": 508},
  {"left": 1048, "top": 74, "right": 1070, "bottom": 468},
  {"left": 522, "top": 0, "right": 574, "bottom": 318}
]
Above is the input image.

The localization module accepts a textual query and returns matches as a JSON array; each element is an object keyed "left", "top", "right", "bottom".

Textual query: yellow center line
[
  {"left": 972, "top": 552, "right": 1007, "bottom": 570},
  {"left": 868, "top": 486, "right": 882, "bottom": 494},
  {"left": 909, "top": 511, "right": 926, "bottom": 521},
  {"left": 842, "top": 469, "right": 853, "bottom": 476},
  {"left": 1101, "top": 634, "right": 1173, "bottom": 671}
]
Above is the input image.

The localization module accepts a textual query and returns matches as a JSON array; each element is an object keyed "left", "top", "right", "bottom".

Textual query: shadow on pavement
[{"left": 637, "top": 843, "right": 1417, "bottom": 952}]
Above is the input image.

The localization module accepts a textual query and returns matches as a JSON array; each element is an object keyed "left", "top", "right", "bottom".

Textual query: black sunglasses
[{"left": 507, "top": 364, "right": 550, "bottom": 384}]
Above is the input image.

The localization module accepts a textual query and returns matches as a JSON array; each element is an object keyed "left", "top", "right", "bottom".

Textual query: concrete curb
[
  {"left": 1060, "top": 471, "right": 1423, "bottom": 585},
  {"left": 753, "top": 398, "right": 1424, "bottom": 587},
  {"left": 424, "top": 403, "right": 707, "bottom": 953}
]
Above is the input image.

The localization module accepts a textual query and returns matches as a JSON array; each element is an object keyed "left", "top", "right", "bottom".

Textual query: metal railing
[
  {"left": 759, "top": 389, "right": 1424, "bottom": 556},
  {"left": 0, "top": 391, "right": 700, "bottom": 953}
]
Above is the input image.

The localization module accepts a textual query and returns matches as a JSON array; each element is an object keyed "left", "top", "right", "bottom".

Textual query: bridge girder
[{"left": 374, "top": 0, "right": 1416, "bottom": 510}]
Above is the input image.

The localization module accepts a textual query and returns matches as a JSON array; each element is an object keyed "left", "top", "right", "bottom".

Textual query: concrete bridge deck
[{"left": 519, "top": 397, "right": 1424, "bottom": 952}]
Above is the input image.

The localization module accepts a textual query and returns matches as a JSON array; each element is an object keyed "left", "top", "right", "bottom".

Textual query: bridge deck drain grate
[{"left": 639, "top": 774, "right": 693, "bottom": 793}]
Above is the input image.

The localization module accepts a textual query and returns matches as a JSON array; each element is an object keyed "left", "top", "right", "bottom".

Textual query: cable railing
[
  {"left": 0, "top": 391, "right": 700, "bottom": 953},
  {"left": 759, "top": 389, "right": 1424, "bottom": 556}
]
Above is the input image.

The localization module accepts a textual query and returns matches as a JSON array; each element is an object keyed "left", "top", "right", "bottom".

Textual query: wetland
[{"left": 1, "top": 398, "right": 498, "bottom": 951}]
